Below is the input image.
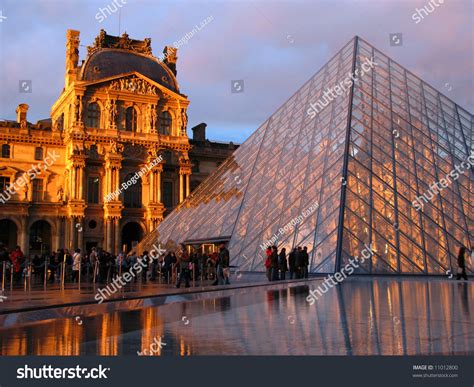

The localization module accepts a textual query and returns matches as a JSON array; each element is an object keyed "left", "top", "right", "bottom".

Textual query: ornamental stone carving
[{"left": 109, "top": 76, "right": 158, "bottom": 96}]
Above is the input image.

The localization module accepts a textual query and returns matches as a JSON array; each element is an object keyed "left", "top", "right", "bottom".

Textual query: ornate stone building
[
  {"left": 189, "top": 123, "right": 239, "bottom": 192},
  {"left": 0, "top": 29, "right": 234, "bottom": 256}
]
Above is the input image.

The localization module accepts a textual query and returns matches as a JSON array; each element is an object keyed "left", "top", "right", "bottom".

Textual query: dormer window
[
  {"left": 159, "top": 111, "right": 172, "bottom": 135},
  {"left": 125, "top": 107, "right": 138, "bottom": 131},
  {"left": 1, "top": 144, "right": 10, "bottom": 158},
  {"left": 86, "top": 102, "right": 101, "bottom": 128},
  {"left": 34, "top": 147, "right": 43, "bottom": 160}
]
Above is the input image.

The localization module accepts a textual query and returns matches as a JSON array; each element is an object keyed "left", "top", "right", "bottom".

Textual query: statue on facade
[
  {"left": 22, "top": 183, "right": 29, "bottom": 201},
  {"left": 73, "top": 96, "right": 81, "bottom": 125},
  {"left": 181, "top": 109, "right": 188, "bottom": 134},
  {"left": 57, "top": 186, "right": 64, "bottom": 203},
  {"left": 105, "top": 95, "right": 117, "bottom": 129}
]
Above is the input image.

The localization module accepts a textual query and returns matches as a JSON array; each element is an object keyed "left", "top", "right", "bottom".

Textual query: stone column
[
  {"left": 71, "top": 166, "right": 77, "bottom": 199},
  {"left": 156, "top": 169, "right": 162, "bottom": 203},
  {"left": 77, "top": 218, "right": 84, "bottom": 252},
  {"left": 78, "top": 166, "right": 84, "bottom": 201},
  {"left": 149, "top": 170, "right": 155, "bottom": 203},
  {"left": 179, "top": 173, "right": 184, "bottom": 203},
  {"left": 185, "top": 174, "right": 190, "bottom": 198},
  {"left": 106, "top": 219, "right": 112, "bottom": 252},
  {"left": 179, "top": 162, "right": 191, "bottom": 203},
  {"left": 69, "top": 218, "right": 75, "bottom": 250},
  {"left": 114, "top": 218, "right": 120, "bottom": 254},
  {"left": 20, "top": 218, "right": 28, "bottom": 255}
]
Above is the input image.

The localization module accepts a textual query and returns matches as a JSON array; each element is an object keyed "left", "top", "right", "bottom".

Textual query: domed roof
[{"left": 80, "top": 48, "right": 179, "bottom": 93}]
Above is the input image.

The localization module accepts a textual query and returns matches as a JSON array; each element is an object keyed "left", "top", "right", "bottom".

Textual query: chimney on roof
[
  {"left": 16, "top": 104, "right": 29, "bottom": 124},
  {"left": 65, "top": 29, "right": 80, "bottom": 87},
  {"left": 192, "top": 123, "right": 207, "bottom": 142}
]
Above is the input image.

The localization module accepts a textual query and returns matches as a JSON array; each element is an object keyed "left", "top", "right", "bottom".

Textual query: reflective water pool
[{"left": 0, "top": 278, "right": 472, "bottom": 355}]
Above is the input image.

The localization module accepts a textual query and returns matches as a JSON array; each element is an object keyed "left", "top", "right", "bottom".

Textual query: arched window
[
  {"left": 87, "top": 176, "right": 100, "bottom": 204},
  {"left": 162, "top": 181, "right": 173, "bottom": 208},
  {"left": 57, "top": 113, "right": 64, "bottom": 131},
  {"left": 159, "top": 111, "right": 172, "bottom": 135},
  {"left": 125, "top": 107, "right": 137, "bottom": 132},
  {"left": 1, "top": 144, "right": 10, "bottom": 158},
  {"left": 34, "top": 147, "right": 43, "bottom": 160},
  {"left": 123, "top": 173, "right": 142, "bottom": 208},
  {"left": 86, "top": 102, "right": 101, "bottom": 128},
  {"left": 163, "top": 150, "right": 173, "bottom": 164}
]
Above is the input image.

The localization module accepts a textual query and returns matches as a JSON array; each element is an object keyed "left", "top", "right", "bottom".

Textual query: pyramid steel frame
[{"left": 140, "top": 36, "right": 473, "bottom": 275}]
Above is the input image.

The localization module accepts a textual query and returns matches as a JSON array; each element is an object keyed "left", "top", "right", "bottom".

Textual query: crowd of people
[
  {"left": 0, "top": 242, "right": 232, "bottom": 288},
  {"left": 0, "top": 242, "right": 470, "bottom": 287},
  {"left": 264, "top": 245, "right": 310, "bottom": 281}
]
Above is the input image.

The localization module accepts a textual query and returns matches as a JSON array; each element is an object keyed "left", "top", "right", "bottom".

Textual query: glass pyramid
[{"left": 141, "top": 36, "right": 473, "bottom": 275}]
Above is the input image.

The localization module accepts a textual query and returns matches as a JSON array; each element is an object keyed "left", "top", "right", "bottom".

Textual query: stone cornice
[{"left": 0, "top": 131, "right": 64, "bottom": 146}]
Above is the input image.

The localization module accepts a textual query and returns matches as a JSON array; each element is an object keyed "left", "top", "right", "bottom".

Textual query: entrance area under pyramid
[{"left": 139, "top": 36, "right": 473, "bottom": 275}]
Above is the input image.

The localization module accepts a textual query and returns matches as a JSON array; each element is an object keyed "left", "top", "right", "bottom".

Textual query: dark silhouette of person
[
  {"left": 279, "top": 248, "right": 288, "bottom": 280},
  {"left": 456, "top": 246, "right": 468, "bottom": 281},
  {"left": 302, "top": 246, "right": 309, "bottom": 278},
  {"left": 270, "top": 246, "right": 279, "bottom": 281},
  {"left": 218, "top": 243, "right": 230, "bottom": 285},
  {"left": 295, "top": 246, "right": 303, "bottom": 279}
]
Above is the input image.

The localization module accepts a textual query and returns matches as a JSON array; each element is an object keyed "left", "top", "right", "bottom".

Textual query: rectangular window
[
  {"left": 1, "top": 144, "right": 10, "bottom": 158},
  {"left": 0, "top": 176, "right": 10, "bottom": 191},
  {"left": 32, "top": 179, "right": 43, "bottom": 201},
  {"left": 87, "top": 177, "right": 100, "bottom": 204},
  {"left": 34, "top": 147, "right": 43, "bottom": 160},
  {"left": 163, "top": 181, "right": 173, "bottom": 208}
]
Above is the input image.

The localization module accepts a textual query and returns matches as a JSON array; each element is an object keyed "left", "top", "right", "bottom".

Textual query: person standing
[
  {"left": 71, "top": 248, "right": 81, "bottom": 282},
  {"left": 264, "top": 247, "right": 272, "bottom": 281},
  {"left": 10, "top": 246, "right": 24, "bottom": 283},
  {"left": 302, "top": 246, "right": 309, "bottom": 278},
  {"left": 163, "top": 252, "right": 173, "bottom": 282},
  {"left": 89, "top": 247, "right": 98, "bottom": 281},
  {"left": 288, "top": 248, "right": 297, "bottom": 279},
  {"left": 140, "top": 251, "right": 149, "bottom": 282},
  {"left": 279, "top": 248, "right": 288, "bottom": 280},
  {"left": 176, "top": 244, "right": 190, "bottom": 288},
  {"left": 98, "top": 248, "right": 108, "bottom": 283},
  {"left": 295, "top": 247, "right": 303, "bottom": 279},
  {"left": 270, "top": 246, "right": 279, "bottom": 281},
  {"left": 218, "top": 243, "right": 231, "bottom": 285},
  {"left": 456, "top": 246, "right": 468, "bottom": 281}
]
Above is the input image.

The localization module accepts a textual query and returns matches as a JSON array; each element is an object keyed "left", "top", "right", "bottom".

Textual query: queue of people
[
  {"left": 0, "top": 242, "right": 233, "bottom": 288},
  {"left": 0, "top": 242, "right": 470, "bottom": 288},
  {"left": 264, "top": 245, "right": 310, "bottom": 281}
]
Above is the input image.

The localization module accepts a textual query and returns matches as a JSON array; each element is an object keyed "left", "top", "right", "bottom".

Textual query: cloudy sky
[{"left": 0, "top": 0, "right": 472, "bottom": 143}]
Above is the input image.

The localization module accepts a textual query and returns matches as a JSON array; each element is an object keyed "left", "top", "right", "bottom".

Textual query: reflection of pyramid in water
[{"left": 142, "top": 36, "right": 473, "bottom": 274}]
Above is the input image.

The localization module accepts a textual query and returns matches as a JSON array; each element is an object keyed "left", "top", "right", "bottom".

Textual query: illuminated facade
[
  {"left": 0, "top": 29, "right": 235, "bottom": 256},
  {"left": 141, "top": 36, "right": 473, "bottom": 275}
]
